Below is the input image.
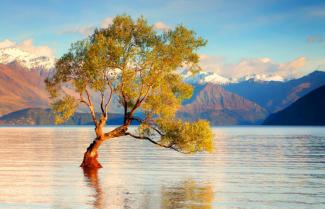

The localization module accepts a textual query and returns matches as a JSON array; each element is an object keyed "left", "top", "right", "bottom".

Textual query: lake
[{"left": 0, "top": 126, "right": 324, "bottom": 209}]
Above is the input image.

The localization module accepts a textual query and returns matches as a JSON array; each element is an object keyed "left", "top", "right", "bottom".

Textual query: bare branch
[
  {"left": 119, "top": 71, "right": 128, "bottom": 123},
  {"left": 136, "top": 70, "right": 145, "bottom": 101},
  {"left": 130, "top": 117, "right": 165, "bottom": 136},
  {"left": 127, "top": 84, "right": 152, "bottom": 119},
  {"left": 103, "top": 125, "right": 128, "bottom": 140},
  {"left": 139, "top": 85, "right": 152, "bottom": 103},
  {"left": 100, "top": 92, "right": 105, "bottom": 116},
  {"left": 79, "top": 92, "right": 99, "bottom": 126},
  {"left": 122, "top": 92, "right": 128, "bottom": 123},
  {"left": 79, "top": 93, "right": 90, "bottom": 106},
  {"left": 125, "top": 132, "right": 190, "bottom": 154},
  {"left": 85, "top": 88, "right": 93, "bottom": 107},
  {"left": 104, "top": 82, "right": 114, "bottom": 114},
  {"left": 85, "top": 88, "right": 98, "bottom": 126}
]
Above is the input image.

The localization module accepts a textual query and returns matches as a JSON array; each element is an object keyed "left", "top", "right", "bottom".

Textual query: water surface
[{"left": 0, "top": 126, "right": 324, "bottom": 208}]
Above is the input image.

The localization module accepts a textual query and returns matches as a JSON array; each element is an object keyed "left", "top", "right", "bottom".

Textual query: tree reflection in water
[
  {"left": 82, "top": 168, "right": 105, "bottom": 209},
  {"left": 161, "top": 180, "right": 214, "bottom": 209},
  {"left": 83, "top": 168, "right": 214, "bottom": 209}
]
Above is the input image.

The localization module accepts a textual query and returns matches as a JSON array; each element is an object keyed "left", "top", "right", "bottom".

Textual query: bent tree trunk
[
  {"left": 80, "top": 125, "right": 128, "bottom": 169},
  {"left": 80, "top": 138, "right": 105, "bottom": 169}
]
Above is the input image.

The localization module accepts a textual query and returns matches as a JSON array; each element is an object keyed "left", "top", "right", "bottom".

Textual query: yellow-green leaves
[
  {"left": 159, "top": 119, "right": 214, "bottom": 153},
  {"left": 51, "top": 96, "right": 78, "bottom": 124},
  {"left": 45, "top": 77, "right": 59, "bottom": 99},
  {"left": 45, "top": 15, "right": 213, "bottom": 155},
  {"left": 143, "top": 88, "right": 180, "bottom": 118}
]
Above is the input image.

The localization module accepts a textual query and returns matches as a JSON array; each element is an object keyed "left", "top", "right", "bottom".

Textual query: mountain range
[
  {"left": 0, "top": 108, "right": 137, "bottom": 125},
  {"left": 0, "top": 63, "right": 49, "bottom": 116},
  {"left": 0, "top": 47, "right": 324, "bottom": 125},
  {"left": 177, "top": 70, "right": 325, "bottom": 125},
  {"left": 224, "top": 71, "right": 325, "bottom": 113},
  {"left": 0, "top": 46, "right": 54, "bottom": 70},
  {"left": 178, "top": 84, "right": 267, "bottom": 125},
  {"left": 263, "top": 85, "right": 325, "bottom": 125}
]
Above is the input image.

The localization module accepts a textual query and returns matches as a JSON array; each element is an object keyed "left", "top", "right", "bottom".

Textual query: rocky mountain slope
[
  {"left": 263, "top": 85, "right": 325, "bottom": 125},
  {"left": 224, "top": 71, "right": 325, "bottom": 113},
  {"left": 178, "top": 84, "right": 268, "bottom": 125},
  {"left": 0, "top": 46, "right": 54, "bottom": 70},
  {"left": 0, "top": 63, "right": 49, "bottom": 115},
  {"left": 0, "top": 60, "right": 324, "bottom": 125}
]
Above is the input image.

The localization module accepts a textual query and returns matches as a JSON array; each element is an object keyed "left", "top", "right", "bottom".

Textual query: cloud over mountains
[
  {"left": 0, "top": 38, "right": 312, "bottom": 81},
  {"left": 199, "top": 54, "right": 307, "bottom": 80},
  {"left": 0, "top": 39, "right": 54, "bottom": 58}
]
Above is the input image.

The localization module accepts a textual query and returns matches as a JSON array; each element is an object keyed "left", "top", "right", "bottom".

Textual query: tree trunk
[
  {"left": 80, "top": 138, "right": 104, "bottom": 169},
  {"left": 80, "top": 125, "right": 128, "bottom": 169}
]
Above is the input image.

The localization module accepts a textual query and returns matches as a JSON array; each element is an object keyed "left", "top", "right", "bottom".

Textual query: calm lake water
[{"left": 0, "top": 126, "right": 324, "bottom": 209}]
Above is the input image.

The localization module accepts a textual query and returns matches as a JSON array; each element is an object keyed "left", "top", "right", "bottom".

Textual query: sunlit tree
[{"left": 46, "top": 15, "right": 213, "bottom": 169}]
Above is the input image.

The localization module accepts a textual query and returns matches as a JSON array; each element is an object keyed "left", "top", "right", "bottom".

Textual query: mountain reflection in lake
[{"left": 0, "top": 126, "right": 324, "bottom": 208}]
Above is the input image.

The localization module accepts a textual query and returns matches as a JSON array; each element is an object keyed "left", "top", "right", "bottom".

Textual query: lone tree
[{"left": 46, "top": 15, "right": 213, "bottom": 169}]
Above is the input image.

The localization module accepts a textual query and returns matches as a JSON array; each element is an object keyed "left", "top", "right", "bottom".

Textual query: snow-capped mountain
[
  {"left": 0, "top": 47, "right": 55, "bottom": 70},
  {"left": 0, "top": 45, "right": 287, "bottom": 83},
  {"left": 0, "top": 45, "right": 286, "bottom": 83},
  {"left": 180, "top": 69, "right": 285, "bottom": 85},
  {"left": 181, "top": 70, "right": 234, "bottom": 84}
]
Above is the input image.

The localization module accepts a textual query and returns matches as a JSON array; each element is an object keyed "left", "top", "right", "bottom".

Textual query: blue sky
[{"left": 0, "top": 0, "right": 324, "bottom": 78}]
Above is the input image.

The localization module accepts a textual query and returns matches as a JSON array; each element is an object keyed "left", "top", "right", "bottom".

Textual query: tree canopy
[{"left": 46, "top": 15, "right": 213, "bottom": 156}]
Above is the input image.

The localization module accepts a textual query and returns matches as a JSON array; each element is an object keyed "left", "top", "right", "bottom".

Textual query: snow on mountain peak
[
  {"left": 180, "top": 69, "right": 285, "bottom": 85},
  {"left": 180, "top": 70, "right": 233, "bottom": 84},
  {"left": 0, "top": 40, "right": 55, "bottom": 70}
]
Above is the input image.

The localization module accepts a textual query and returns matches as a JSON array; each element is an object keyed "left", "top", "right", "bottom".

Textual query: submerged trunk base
[
  {"left": 80, "top": 126, "right": 127, "bottom": 169},
  {"left": 80, "top": 152, "right": 102, "bottom": 169}
]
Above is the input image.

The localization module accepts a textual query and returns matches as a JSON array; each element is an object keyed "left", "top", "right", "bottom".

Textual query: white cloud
[
  {"left": 304, "top": 58, "right": 325, "bottom": 72},
  {"left": 307, "top": 35, "right": 324, "bottom": 43},
  {"left": 0, "top": 39, "right": 54, "bottom": 58},
  {"left": 199, "top": 54, "right": 225, "bottom": 73},
  {"left": 59, "top": 16, "right": 113, "bottom": 36},
  {"left": 199, "top": 55, "right": 307, "bottom": 80},
  {"left": 307, "top": 6, "right": 325, "bottom": 17},
  {"left": 153, "top": 21, "right": 170, "bottom": 32},
  {"left": 60, "top": 16, "right": 171, "bottom": 37},
  {"left": 278, "top": 57, "right": 306, "bottom": 78},
  {"left": 60, "top": 25, "right": 95, "bottom": 36},
  {"left": 101, "top": 16, "right": 114, "bottom": 28},
  {"left": 0, "top": 39, "right": 15, "bottom": 48}
]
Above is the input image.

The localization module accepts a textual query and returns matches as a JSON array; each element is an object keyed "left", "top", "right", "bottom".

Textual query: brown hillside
[
  {"left": 0, "top": 63, "right": 49, "bottom": 115},
  {"left": 178, "top": 84, "right": 268, "bottom": 125}
]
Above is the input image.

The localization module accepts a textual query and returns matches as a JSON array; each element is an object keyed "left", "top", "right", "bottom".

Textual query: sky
[{"left": 0, "top": 0, "right": 324, "bottom": 79}]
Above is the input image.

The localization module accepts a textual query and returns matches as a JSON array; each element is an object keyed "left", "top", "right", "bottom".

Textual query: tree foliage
[{"left": 46, "top": 15, "right": 213, "bottom": 154}]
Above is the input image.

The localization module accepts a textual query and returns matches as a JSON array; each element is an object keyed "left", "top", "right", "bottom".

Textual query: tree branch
[
  {"left": 122, "top": 92, "right": 128, "bottom": 124},
  {"left": 79, "top": 93, "right": 90, "bottom": 106},
  {"left": 125, "top": 132, "right": 189, "bottom": 154},
  {"left": 84, "top": 88, "right": 98, "bottom": 126},
  {"left": 85, "top": 88, "right": 94, "bottom": 107},
  {"left": 100, "top": 92, "right": 105, "bottom": 116},
  {"left": 127, "top": 85, "right": 152, "bottom": 120},
  {"left": 130, "top": 117, "right": 165, "bottom": 136},
  {"left": 79, "top": 92, "right": 99, "bottom": 126},
  {"left": 103, "top": 125, "right": 128, "bottom": 140},
  {"left": 104, "top": 81, "right": 114, "bottom": 115},
  {"left": 139, "top": 85, "right": 152, "bottom": 103}
]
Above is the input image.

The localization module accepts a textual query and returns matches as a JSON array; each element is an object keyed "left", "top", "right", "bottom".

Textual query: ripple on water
[{"left": 0, "top": 126, "right": 324, "bottom": 208}]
